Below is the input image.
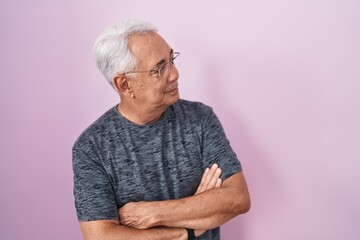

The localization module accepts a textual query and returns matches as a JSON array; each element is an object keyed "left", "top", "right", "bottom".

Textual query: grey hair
[{"left": 93, "top": 19, "right": 158, "bottom": 89}]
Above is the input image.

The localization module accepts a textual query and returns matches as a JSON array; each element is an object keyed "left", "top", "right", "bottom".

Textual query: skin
[
  {"left": 118, "top": 171, "right": 250, "bottom": 230},
  {"left": 114, "top": 32, "right": 180, "bottom": 125},
  {"left": 80, "top": 32, "right": 251, "bottom": 240},
  {"left": 80, "top": 164, "right": 224, "bottom": 240}
]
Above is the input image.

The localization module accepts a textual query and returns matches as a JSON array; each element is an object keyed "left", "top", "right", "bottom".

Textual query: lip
[{"left": 165, "top": 85, "right": 178, "bottom": 93}]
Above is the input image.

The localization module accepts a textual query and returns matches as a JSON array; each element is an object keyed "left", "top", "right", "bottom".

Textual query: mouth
[{"left": 164, "top": 85, "right": 178, "bottom": 93}]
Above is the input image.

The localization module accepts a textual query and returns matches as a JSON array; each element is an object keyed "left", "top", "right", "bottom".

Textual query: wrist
[{"left": 148, "top": 201, "right": 163, "bottom": 227}]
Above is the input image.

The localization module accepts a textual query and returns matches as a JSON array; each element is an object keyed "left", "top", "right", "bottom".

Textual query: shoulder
[
  {"left": 172, "top": 99, "right": 213, "bottom": 116},
  {"left": 73, "top": 106, "right": 119, "bottom": 150},
  {"left": 167, "top": 99, "right": 218, "bottom": 133}
]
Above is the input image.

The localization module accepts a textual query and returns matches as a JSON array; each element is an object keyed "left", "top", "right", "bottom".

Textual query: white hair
[{"left": 93, "top": 19, "right": 158, "bottom": 89}]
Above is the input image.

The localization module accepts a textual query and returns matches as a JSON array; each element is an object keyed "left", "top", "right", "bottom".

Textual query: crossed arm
[{"left": 80, "top": 164, "right": 250, "bottom": 240}]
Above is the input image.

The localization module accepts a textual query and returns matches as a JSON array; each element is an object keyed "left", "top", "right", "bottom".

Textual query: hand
[
  {"left": 118, "top": 164, "right": 223, "bottom": 232},
  {"left": 193, "top": 163, "right": 222, "bottom": 237},
  {"left": 118, "top": 201, "right": 154, "bottom": 229},
  {"left": 195, "top": 163, "right": 222, "bottom": 194}
]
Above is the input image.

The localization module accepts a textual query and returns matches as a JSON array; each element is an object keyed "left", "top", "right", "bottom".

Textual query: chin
[{"left": 164, "top": 93, "right": 180, "bottom": 106}]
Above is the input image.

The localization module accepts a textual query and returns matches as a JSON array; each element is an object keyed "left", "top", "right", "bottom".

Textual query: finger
[
  {"left": 201, "top": 163, "right": 218, "bottom": 189},
  {"left": 201, "top": 163, "right": 220, "bottom": 191},
  {"left": 119, "top": 217, "right": 127, "bottom": 225},
  {"left": 207, "top": 167, "right": 222, "bottom": 190},
  {"left": 196, "top": 167, "right": 210, "bottom": 193},
  {"left": 215, "top": 178, "right": 222, "bottom": 188}
]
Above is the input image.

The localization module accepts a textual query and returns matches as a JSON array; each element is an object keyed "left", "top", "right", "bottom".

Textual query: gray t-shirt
[{"left": 72, "top": 99, "right": 241, "bottom": 239}]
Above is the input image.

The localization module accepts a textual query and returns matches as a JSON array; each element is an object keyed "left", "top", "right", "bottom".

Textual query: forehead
[{"left": 128, "top": 32, "right": 171, "bottom": 68}]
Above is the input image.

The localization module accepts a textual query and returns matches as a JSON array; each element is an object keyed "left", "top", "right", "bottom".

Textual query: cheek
[
  {"left": 151, "top": 83, "right": 166, "bottom": 93},
  {"left": 142, "top": 85, "right": 163, "bottom": 100},
  {"left": 136, "top": 81, "right": 167, "bottom": 100}
]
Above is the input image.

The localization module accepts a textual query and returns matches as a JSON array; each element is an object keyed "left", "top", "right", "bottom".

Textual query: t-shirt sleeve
[
  {"left": 201, "top": 108, "right": 242, "bottom": 180},
  {"left": 72, "top": 147, "right": 118, "bottom": 221}
]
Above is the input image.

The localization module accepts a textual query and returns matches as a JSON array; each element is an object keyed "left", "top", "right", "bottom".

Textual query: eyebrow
[{"left": 153, "top": 49, "right": 174, "bottom": 69}]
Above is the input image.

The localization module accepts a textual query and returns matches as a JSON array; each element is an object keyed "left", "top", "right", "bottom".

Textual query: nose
[{"left": 167, "top": 64, "right": 179, "bottom": 83}]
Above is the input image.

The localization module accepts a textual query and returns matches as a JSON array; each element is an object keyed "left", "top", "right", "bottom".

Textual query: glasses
[{"left": 123, "top": 52, "right": 180, "bottom": 79}]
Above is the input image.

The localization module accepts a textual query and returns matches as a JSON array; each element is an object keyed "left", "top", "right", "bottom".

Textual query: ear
[{"left": 113, "top": 74, "right": 134, "bottom": 97}]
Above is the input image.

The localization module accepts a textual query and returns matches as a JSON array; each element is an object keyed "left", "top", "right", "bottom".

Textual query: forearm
[
  {"left": 80, "top": 220, "right": 187, "bottom": 240},
  {"left": 119, "top": 168, "right": 250, "bottom": 231},
  {"left": 157, "top": 193, "right": 232, "bottom": 229},
  {"left": 129, "top": 172, "right": 250, "bottom": 230},
  {"left": 154, "top": 180, "right": 249, "bottom": 229}
]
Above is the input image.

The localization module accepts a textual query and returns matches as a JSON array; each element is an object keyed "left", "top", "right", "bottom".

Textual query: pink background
[{"left": 1, "top": 0, "right": 359, "bottom": 239}]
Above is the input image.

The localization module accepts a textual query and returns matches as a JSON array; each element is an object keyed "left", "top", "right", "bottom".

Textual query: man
[{"left": 73, "top": 19, "right": 250, "bottom": 240}]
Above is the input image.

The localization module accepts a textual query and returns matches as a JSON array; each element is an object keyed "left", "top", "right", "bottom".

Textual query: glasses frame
[{"left": 122, "top": 52, "right": 180, "bottom": 79}]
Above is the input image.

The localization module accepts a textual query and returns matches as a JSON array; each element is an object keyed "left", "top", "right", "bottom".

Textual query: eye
[
  {"left": 158, "top": 64, "right": 168, "bottom": 75},
  {"left": 149, "top": 69, "right": 159, "bottom": 76}
]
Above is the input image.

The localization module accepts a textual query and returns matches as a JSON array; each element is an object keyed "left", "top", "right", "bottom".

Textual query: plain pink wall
[{"left": 1, "top": 0, "right": 359, "bottom": 239}]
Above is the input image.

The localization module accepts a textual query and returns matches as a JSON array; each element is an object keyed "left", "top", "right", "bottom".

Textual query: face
[{"left": 127, "top": 32, "right": 180, "bottom": 110}]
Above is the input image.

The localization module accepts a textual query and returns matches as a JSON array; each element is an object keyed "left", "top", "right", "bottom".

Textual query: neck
[{"left": 117, "top": 103, "right": 167, "bottom": 125}]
